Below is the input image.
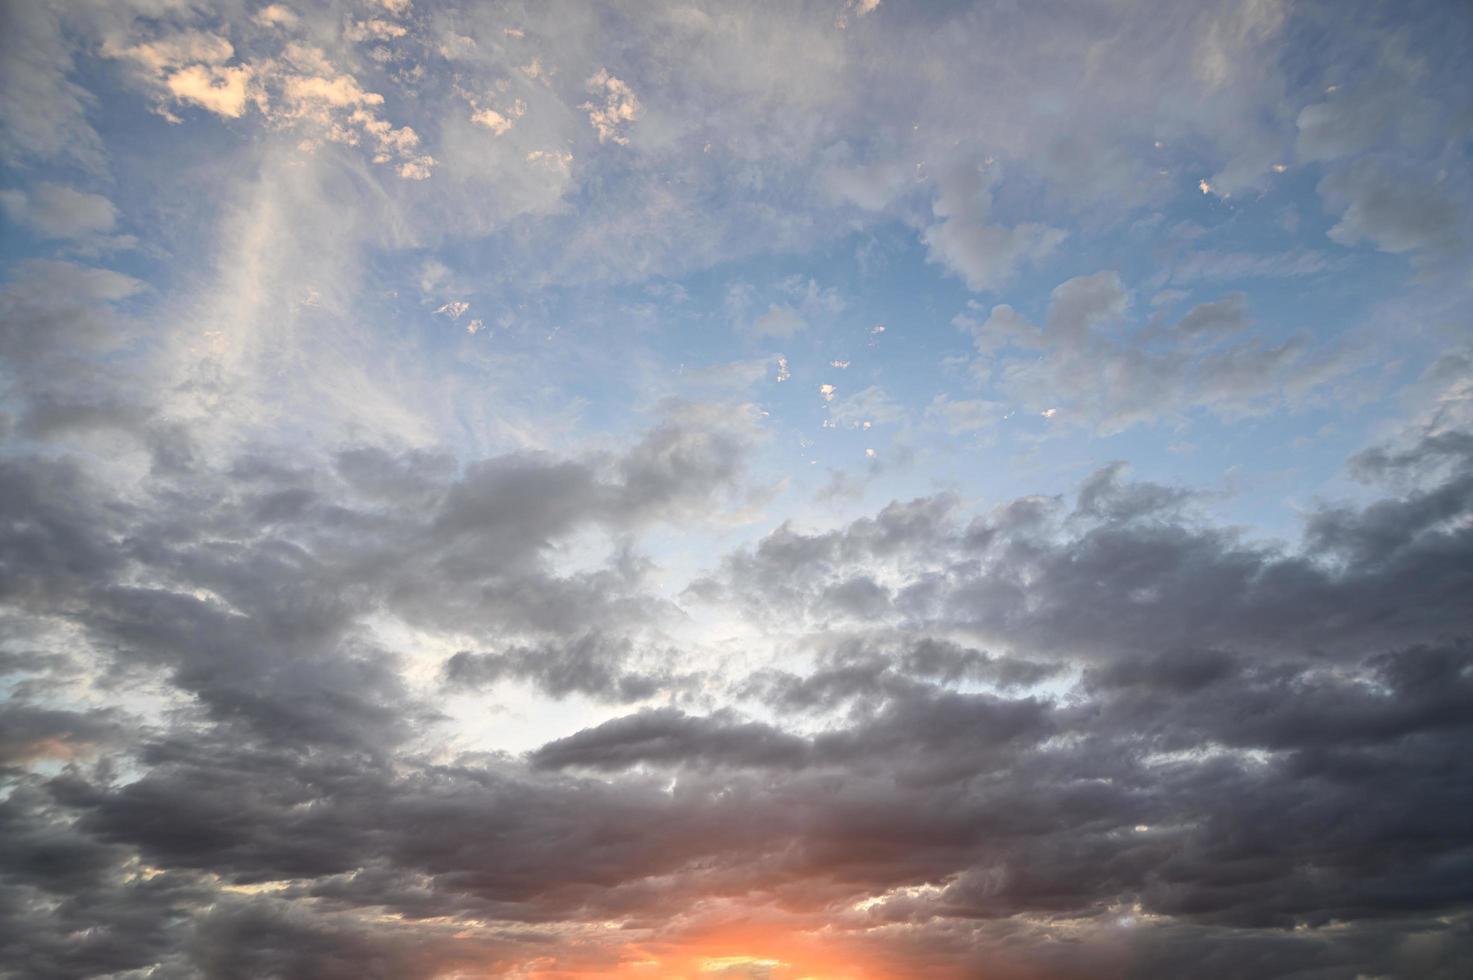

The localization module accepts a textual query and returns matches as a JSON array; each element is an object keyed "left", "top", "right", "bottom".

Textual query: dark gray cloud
[
  {"left": 4, "top": 398, "right": 1473, "bottom": 976},
  {"left": 697, "top": 441, "right": 1473, "bottom": 663},
  {"left": 444, "top": 632, "right": 687, "bottom": 703},
  {"left": 530, "top": 708, "right": 811, "bottom": 772}
]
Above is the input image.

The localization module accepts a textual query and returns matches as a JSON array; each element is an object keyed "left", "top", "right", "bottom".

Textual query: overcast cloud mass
[{"left": 2, "top": 1, "right": 1472, "bottom": 977}]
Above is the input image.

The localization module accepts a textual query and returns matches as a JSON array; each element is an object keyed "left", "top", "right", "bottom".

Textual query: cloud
[
  {"left": 829, "top": 385, "right": 907, "bottom": 428},
  {"left": 0, "top": 4, "right": 105, "bottom": 168},
  {"left": 103, "top": 29, "right": 253, "bottom": 120},
  {"left": 750, "top": 304, "right": 806, "bottom": 338},
  {"left": 836, "top": 0, "right": 883, "bottom": 30},
  {"left": 445, "top": 632, "right": 681, "bottom": 703},
  {"left": 924, "top": 218, "right": 1068, "bottom": 293},
  {"left": 102, "top": 27, "right": 434, "bottom": 179},
  {"left": 347, "top": 19, "right": 409, "bottom": 43},
  {"left": 0, "top": 183, "right": 117, "bottom": 239},
  {"left": 1319, "top": 158, "right": 1465, "bottom": 256},
  {"left": 926, "top": 395, "right": 1008, "bottom": 435},
  {"left": 703, "top": 438, "right": 1473, "bottom": 664},
  {"left": 164, "top": 63, "right": 253, "bottom": 118},
  {"left": 7, "top": 329, "right": 1473, "bottom": 977},
  {"left": 0, "top": 259, "right": 142, "bottom": 365},
  {"left": 922, "top": 166, "right": 1067, "bottom": 292},
  {"left": 469, "top": 100, "right": 525, "bottom": 136},
  {"left": 1165, "top": 248, "right": 1334, "bottom": 283},
  {"left": 254, "top": 5, "right": 299, "bottom": 29},
  {"left": 1173, "top": 293, "right": 1248, "bottom": 335},
  {"left": 3, "top": 2, "right": 1472, "bottom": 976},
  {"left": 531, "top": 708, "right": 811, "bottom": 771},
  {"left": 582, "top": 69, "right": 641, "bottom": 145},
  {"left": 959, "top": 270, "right": 1350, "bottom": 432}
]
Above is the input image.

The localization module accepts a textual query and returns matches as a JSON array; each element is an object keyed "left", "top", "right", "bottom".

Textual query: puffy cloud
[
  {"left": 582, "top": 68, "right": 641, "bottom": 145},
  {"left": 836, "top": 0, "right": 883, "bottom": 30},
  {"left": 444, "top": 632, "right": 680, "bottom": 704},
  {"left": 470, "top": 101, "right": 525, "bottom": 136},
  {"left": 164, "top": 63, "right": 253, "bottom": 118},
  {"left": 253, "top": 5, "right": 299, "bottom": 29},
  {"left": 701, "top": 441, "right": 1473, "bottom": 663},
  {"left": 6, "top": 322, "right": 1473, "bottom": 978},
  {"left": 0, "top": 259, "right": 141, "bottom": 366},
  {"left": 922, "top": 166, "right": 1067, "bottom": 292},
  {"left": 103, "top": 29, "right": 254, "bottom": 120},
  {"left": 101, "top": 25, "right": 434, "bottom": 179},
  {"left": 1319, "top": 158, "right": 1465, "bottom": 256}
]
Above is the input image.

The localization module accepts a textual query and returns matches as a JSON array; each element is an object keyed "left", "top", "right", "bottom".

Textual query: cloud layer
[{"left": 2, "top": 1, "right": 1472, "bottom": 977}]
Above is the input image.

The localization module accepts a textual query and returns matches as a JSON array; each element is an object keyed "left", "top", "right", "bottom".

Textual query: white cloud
[
  {"left": 165, "top": 63, "right": 254, "bottom": 118},
  {"left": 471, "top": 100, "right": 527, "bottom": 137},
  {"left": 582, "top": 69, "right": 641, "bottom": 145},
  {"left": 102, "top": 30, "right": 433, "bottom": 179},
  {"left": 836, "top": 0, "right": 883, "bottom": 30},
  {"left": 254, "top": 6, "right": 299, "bottom": 29},
  {"left": 347, "top": 20, "right": 409, "bottom": 43}
]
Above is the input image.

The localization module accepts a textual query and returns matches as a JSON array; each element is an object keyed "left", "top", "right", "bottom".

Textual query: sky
[{"left": 1, "top": 0, "right": 1471, "bottom": 977}]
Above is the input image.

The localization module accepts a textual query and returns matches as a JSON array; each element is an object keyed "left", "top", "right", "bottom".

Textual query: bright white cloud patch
[
  {"left": 581, "top": 68, "right": 641, "bottom": 145},
  {"left": 470, "top": 100, "right": 526, "bottom": 136}
]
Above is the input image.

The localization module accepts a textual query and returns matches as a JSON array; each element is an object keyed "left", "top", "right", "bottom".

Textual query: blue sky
[{"left": 2, "top": 1, "right": 1472, "bottom": 977}]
